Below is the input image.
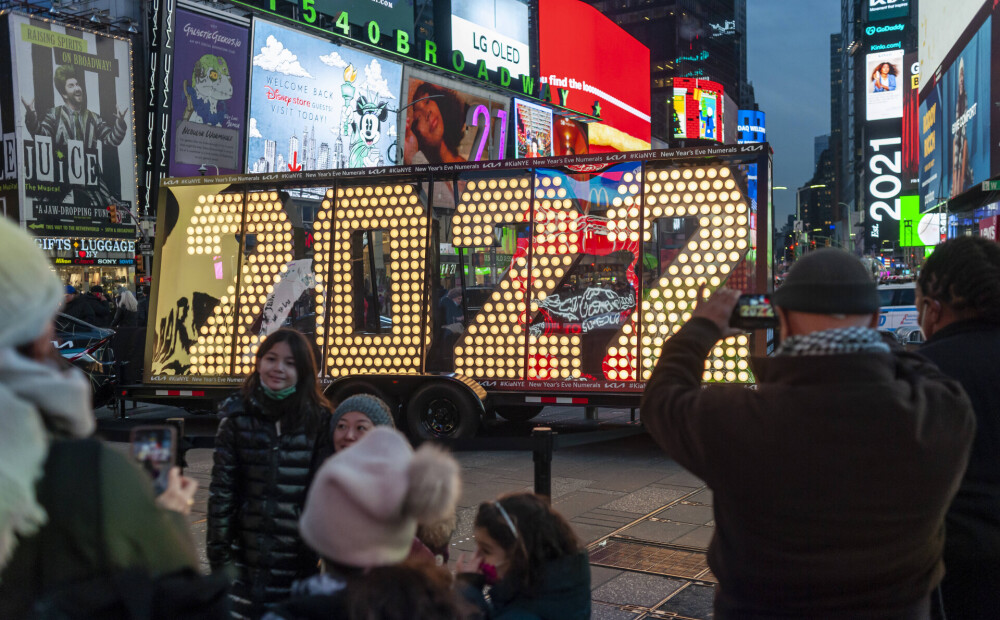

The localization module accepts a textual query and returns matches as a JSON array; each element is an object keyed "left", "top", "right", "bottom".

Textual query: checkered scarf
[{"left": 775, "top": 326, "right": 890, "bottom": 357}]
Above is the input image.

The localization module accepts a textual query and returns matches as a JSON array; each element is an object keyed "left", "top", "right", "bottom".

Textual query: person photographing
[{"left": 641, "top": 248, "right": 974, "bottom": 619}]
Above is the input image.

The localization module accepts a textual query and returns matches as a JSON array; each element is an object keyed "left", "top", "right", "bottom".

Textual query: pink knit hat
[{"left": 299, "top": 427, "right": 461, "bottom": 568}]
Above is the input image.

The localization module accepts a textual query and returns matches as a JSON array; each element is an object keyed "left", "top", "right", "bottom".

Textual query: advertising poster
[
  {"left": 538, "top": 0, "right": 651, "bottom": 152},
  {"left": 867, "top": 0, "right": 910, "bottom": 22},
  {"left": 552, "top": 115, "right": 588, "bottom": 156},
  {"left": 919, "top": 87, "right": 944, "bottom": 208},
  {"left": 513, "top": 99, "right": 553, "bottom": 159},
  {"left": 737, "top": 109, "right": 766, "bottom": 144},
  {"left": 672, "top": 78, "right": 724, "bottom": 142},
  {"left": 451, "top": 0, "right": 530, "bottom": 76},
  {"left": 345, "top": 0, "right": 415, "bottom": 36},
  {"left": 865, "top": 50, "right": 904, "bottom": 121},
  {"left": 246, "top": 19, "right": 403, "bottom": 175},
  {"left": 401, "top": 70, "right": 507, "bottom": 207},
  {"left": 864, "top": 119, "right": 905, "bottom": 252},
  {"left": 402, "top": 74, "right": 505, "bottom": 166},
  {"left": 169, "top": 10, "right": 249, "bottom": 177},
  {"left": 901, "top": 52, "right": 920, "bottom": 192},
  {"left": 8, "top": 13, "right": 136, "bottom": 238},
  {"left": 943, "top": 17, "right": 991, "bottom": 198}
]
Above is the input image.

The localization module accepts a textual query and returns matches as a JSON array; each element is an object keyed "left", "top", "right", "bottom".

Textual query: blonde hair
[{"left": 117, "top": 289, "right": 138, "bottom": 312}]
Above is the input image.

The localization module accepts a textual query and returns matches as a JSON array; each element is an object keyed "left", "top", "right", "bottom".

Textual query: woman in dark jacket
[
  {"left": 207, "top": 329, "right": 332, "bottom": 619},
  {"left": 112, "top": 288, "right": 139, "bottom": 328},
  {"left": 456, "top": 493, "right": 591, "bottom": 620}
]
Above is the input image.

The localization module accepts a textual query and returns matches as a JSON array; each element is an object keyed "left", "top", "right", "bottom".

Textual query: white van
[{"left": 878, "top": 283, "right": 918, "bottom": 332}]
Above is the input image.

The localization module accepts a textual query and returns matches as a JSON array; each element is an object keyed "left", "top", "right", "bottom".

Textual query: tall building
[
  {"left": 814, "top": 135, "right": 830, "bottom": 169},
  {"left": 829, "top": 33, "right": 844, "bottom": 244},
  {"left": 584, "top": 0, "right": 753, "bottom": 143}
]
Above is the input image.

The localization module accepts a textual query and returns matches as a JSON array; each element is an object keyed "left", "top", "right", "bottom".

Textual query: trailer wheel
[
  {"left": 406, "top": 382, "right": 480, "bottom": 440},
  {"left": 497, "top": 405, "right": 543, "bottom": 423}
]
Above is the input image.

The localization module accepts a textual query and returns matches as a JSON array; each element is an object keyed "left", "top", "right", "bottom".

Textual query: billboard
[
  {"left": 169, "top": 10, "right": 249, "bottom": 177},
  {"left": 865, "top": 119, "right": 905, "bottom": 250},
  {"left": 553, "top": 115, "right": 589, "bottom": 156},
  {"left": 899, "top": 195, "right": 944, "bottom": 247},
  {"left": 400, "top": 69, "right": 508, "bottom": 207},
  {"left": 918, "top": 16, "right": 991, "bottom": 206},
  {"left": 538, "top": 0, "right": 651, "bottom": 152},
  {"left": 247, "top": 19, "right": 403, "bottom": 174},
  {"left": 865, "top": 50, "right": 904, "bottom": 121},
  {"left": 5, "top": 13, "right": 137, "bottom": 238},
  {"left": 401, "top": 71, "right": 507, "bottom": 166},
  {"left": 672, "top": 78, "right": 724, "bottom": 142},
  {"left": 919, "top": 0, "right": 987, "bottom": 82},
  {"left": 867, "top": 0, "right": 910, "bottom": 22},
  {"left": 737, "top": 110, "right": 766, "bottom": 144},
  {"left": 451, "top": 0, "right": 530, "bottom": 77},
  {"left": 513, "top": 99, "right": 553, "bottom": 159}
]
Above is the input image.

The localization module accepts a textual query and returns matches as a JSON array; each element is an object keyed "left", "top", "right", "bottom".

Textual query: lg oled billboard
[
  {"left": 451, "top": 0, "right": 530, "bottom": 77},
  {"left": 538, "top": 0, "right": 651, "bottom": 153}
]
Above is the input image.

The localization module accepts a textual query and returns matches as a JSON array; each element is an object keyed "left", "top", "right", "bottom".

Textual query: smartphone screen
[
  {"left": 130, "top": 426, "right": 176, "bottom": 495},
  {"left": 730, "top": 294, "right": 778, "bottom": 329}
]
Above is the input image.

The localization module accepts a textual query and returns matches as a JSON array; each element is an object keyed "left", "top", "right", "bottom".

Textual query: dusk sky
[{"left": 747, "top": 0, "right": 842, "bottom": 227}]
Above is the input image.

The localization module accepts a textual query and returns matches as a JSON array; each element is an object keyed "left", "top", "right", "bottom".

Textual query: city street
[{"left": 98, "top": 404, "right": 717, "bottom": 620}]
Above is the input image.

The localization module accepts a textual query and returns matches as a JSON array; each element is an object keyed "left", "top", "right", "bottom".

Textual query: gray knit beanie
[
  {"left": 333, "top": 394, "right": 395, "bottom": 429},
  {"left": 771, "top": 248, "right": 879, "bottom": 314}
]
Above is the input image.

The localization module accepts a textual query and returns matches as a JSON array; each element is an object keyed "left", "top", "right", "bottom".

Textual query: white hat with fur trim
[{"left": 299, "top": 427, "right": 460, "bottom": 568}]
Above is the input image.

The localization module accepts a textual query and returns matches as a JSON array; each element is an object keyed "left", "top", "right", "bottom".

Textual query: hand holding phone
[
  {"left": 729, "top": 294, "right": 778, "bottom": 330},
  {"left": 130, "top": 425, "right": 177, "bottom": 496}
]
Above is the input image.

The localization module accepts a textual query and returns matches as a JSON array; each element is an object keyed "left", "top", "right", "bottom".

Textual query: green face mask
[{"left": 261, "top": 383, "right": 297, "bottom": 400}]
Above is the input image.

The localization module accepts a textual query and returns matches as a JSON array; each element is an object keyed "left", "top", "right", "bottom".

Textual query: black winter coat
[
  {"left": 83, "top": 293, "right": 113, "bottom": 327},
  {"left": 920, "top": 319, "right": 1000, "bottom": 619},
  {"left": 207, "top": 392, "right": 331, "bottom": 619}
]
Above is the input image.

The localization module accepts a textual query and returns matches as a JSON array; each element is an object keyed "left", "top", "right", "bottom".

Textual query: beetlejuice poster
[
  {"left": 246, "top": 19, "right": 403, "bottom": 175},
  {"left": 169, "top": 9, "right": 248, "bottom": 177},
  {"left": 7, "top": 13, "right": 136, "bottom": 238}
]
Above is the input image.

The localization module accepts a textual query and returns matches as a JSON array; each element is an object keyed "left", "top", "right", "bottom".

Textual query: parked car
[{"left": 53, "top": 312, "right": 116, "bottom": 408}]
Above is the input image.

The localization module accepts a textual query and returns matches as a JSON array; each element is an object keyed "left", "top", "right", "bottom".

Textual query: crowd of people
[{"left": 0, "top": 206, "right": 997, "bottom": 620}]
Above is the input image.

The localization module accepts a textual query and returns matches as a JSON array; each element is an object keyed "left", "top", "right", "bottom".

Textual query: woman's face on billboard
[{"left": 413, "top": 97, "right": 444, "bottom": 148}]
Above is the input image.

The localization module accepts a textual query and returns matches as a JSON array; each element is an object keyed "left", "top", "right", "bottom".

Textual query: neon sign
[
  {"left": 675, "top": 51, "right": 709, "bottom": 64},
  {"left": 468, "top": 104, "right": 509, "bottom": 161}
]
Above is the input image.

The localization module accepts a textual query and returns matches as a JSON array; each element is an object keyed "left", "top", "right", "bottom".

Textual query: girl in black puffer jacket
[{"left": 207, "top": 329, "right": 332, "bottom": 619}]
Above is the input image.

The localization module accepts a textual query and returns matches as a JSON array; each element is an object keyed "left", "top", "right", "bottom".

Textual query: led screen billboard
[
  {"left": 672, "top": 78, "right": 724, "bottom": 142},
  {"left": 451, "top": 0, "right": 530, "bottom": 77},
  {"left": 169, "top": 10, "right": 249, "bottom": 177},
  {"left": 3, "top": 13, "right": 137, "bottom": 238},
  {"left": 865, "top": 50, "right": 904, "bottom": 121},
  {"left": 553, "top": 115, "right": 589, "bottom": 156},
  {"left": 538, "top": 0, "right": 651, "bottom": 152},
  {"left": 919, "top": 0, "right": 986, "bottom": 81},
  {"left": 246, "top": 19, "right": 403, "bottom": 174},
  {"left": 737, "top": 110, "right": 766, "bottom": 144},
  {"left": 918, "top": 16, "right": 991, "bottom": 206},
  {"left": 867, "top": 0, "right": 910, "bottom": 22},
  {"left": 400, "top": 68, "right": 508, "bottom": 207},
  {"left": 513, "top": 98, "right": 553, "bottom": 159}
]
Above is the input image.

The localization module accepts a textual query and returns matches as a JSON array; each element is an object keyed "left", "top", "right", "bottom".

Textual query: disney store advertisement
[
  {"left": 246, "top": 19, "right": 403, "bottom": 175},
  {"left": 169, "top": 9, "right": 249, "bottom": 177},
  {"left": 7, "top": 13, "right": 136, "bottom": 238}
]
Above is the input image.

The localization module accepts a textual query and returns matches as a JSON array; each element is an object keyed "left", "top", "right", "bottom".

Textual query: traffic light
[{"left": 106, "top": 205, "right": 119, "bottom": 223}]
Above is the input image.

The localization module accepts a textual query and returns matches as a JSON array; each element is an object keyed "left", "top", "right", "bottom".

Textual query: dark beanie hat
[
  {"left": 771, "top": 248, "right": 879, "bottom": 314},
  {"left": 333, "top": 394, "right": 395, "bottom": 429}
]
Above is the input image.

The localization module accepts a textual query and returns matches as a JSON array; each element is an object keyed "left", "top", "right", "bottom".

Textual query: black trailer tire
[
  {"left": 496, "top": 405, "right": 543, "bottom": 423},
  {"left": 405, "top": 382, "right": 480, "bottom": 440}
]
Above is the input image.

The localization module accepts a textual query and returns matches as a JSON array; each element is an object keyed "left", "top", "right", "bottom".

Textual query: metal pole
[{"left": 532, "top": 427, "right": 554, "bottom": 502}]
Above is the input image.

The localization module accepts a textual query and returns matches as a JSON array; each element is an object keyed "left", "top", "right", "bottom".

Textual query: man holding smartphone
[{"left": 641, "top": 248, "right": 974, "bottom": 619}]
